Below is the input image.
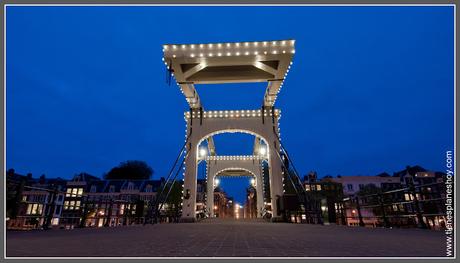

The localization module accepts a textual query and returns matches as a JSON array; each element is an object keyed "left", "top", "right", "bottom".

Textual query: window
[
  {"left": 77, "top": 188, "right": 83, "bottom": 196},
  {"left": 26, "top": 204, "right": 43, "bottom": 215},
  {"left": 127, "top": 183, "right": 134, "bottom": 190},
  {"left": 359, "top": 184, "right": 364, "bottom": 190},
  {"left": 347, "top": 184, "right": 354, "bottom": 191},
  {"left": 90, "top": 185, "right": 97, "bottom": 193},
  {"left": 51, "top": 218, "right": 59, "bottom": 226},
  {"left": 66, "top": 188, "right": 72, "bottom": 197},
  {"left": 75, "top": 201, "right": 81, "bottom": 209},
  {"left": 146, "top": 185, "right": 153, "bottom": 192},
  {"left": 64, "top": 201, "right": 70, "bottom": 210},
  {"left": 109, "top": 185, "right": 115, "bottom": 193},
  {"left": 305, "top": 185, "right": 310, "bottom": 191},
  {"left": 120, "top": 204, "right": 125, "bottom": 215},
  {"left": 26, "top": 204, "right": 32, "bottom": 215},
  {"left": 57, "top": 195, "right": 63, "bottom": 202},
  {"left": 55, "top": 205, "right": 62, "bottom": 215},
  {"left": 404, "top": 193, "right": 412, "bottom": 201},
  {"left": 22, "top": 195, "right": 27, "bottom": 202},
  {"left": 72, "top": 188, "right": 78, "bottom": 196}
]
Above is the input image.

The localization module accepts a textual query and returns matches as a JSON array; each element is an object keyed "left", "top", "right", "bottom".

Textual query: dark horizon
[{"left": 6, "top": 6, "right": 454, "bottom": 204}]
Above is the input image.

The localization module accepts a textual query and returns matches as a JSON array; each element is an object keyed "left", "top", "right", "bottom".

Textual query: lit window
[
  {"left": 28, "top": 204, "right": 43, "bottom": 215},
  {"left": 316, "top": 185, "right": 322, "bottom": 191},
  {"left": 305, "top": 185, "right": 310, "bottom": 191},
  {"left": 120, "top": 204, "right": 125, "bottom": 215},
  {"left": 75, "top": 201, "right": 81, "bottom": 209},
  {"left": 30, "top": 204, "right": 36, "bottom": 214},
  {"left": 22, "top": 195, "right": 27, "bottom": 202},
  {"left": 26, "top": 204, "right": 33, "bottom": 215},
  {"left": 77, "top": 188, "right": 83, "bottom": 196},
  {"left": 51, "top": 218, "right": 59, "bottom": 226},
  {"left": 66, "top": 188, "right": 72, "bottom": 197},
  {"left": 72, "top": 188, "right": 78, "bottom": 197},
  {"left": 404, "top": 193, "right": 412, "bottom": 201}
]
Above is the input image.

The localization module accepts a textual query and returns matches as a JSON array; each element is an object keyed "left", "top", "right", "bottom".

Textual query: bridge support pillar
[
  {"left": 269, "top": 143, "right": 284, "bottom": 222},
  {"left": 180, "top": 141, "right": 198, "bottom": 223},
  {"left": 207, "top": 176, "right": 215, "bottom": 218},
  {"left": 256, "top": 172, "right": 264, "bottom": 218}
]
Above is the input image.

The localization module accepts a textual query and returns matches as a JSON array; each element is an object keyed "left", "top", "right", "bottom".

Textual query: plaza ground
[{"left": 7, "top": 219, "right": 447, "bottom": 257}]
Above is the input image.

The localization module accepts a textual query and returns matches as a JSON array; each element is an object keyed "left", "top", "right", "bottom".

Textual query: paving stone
[{"left": 6, "top": 219, "right": 447, "bottom": 257}]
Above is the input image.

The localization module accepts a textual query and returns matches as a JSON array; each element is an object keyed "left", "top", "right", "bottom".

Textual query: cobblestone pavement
[{"left": 7, "top": 219, "right": 447, "bottom": 257}]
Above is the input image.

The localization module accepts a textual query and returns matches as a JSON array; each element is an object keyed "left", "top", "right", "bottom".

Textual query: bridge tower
[{"left": 162, "top": 40, "right": 295, "bottom": 222}]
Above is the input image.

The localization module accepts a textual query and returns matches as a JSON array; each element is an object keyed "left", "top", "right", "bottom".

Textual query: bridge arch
[
  {"left": 181, "top": 113, "right": 284, "bottom": 222},
  {"left": 207, "top": 164, "right": 265, "bottom": 218}
]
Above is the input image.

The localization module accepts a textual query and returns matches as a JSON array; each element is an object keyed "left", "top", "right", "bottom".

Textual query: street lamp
[
  {"left": 199, "top": 147, "right": 207, "bottom": 159},
  {"left": 258, "top": 145, "right": 267, "bottom": 156}
]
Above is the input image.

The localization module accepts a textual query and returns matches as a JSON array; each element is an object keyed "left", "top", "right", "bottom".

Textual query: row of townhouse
[
  {"left": 6, "top": 170, "right": 67, "bottom": 230},
  {"left": 302, "top": 165, "right": 447, "bottom": 229},
  {"left": 6, "top": 170, "right": 209, "bottom": 230}
]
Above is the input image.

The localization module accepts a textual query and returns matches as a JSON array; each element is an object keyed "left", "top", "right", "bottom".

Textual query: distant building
[
  {"left": 7, "top": 171, "right": 66, "bottom": 230},
  {"left": 60, "top": 173, "right": 100, "bottom": 229},
  {"left": 213, "top": 187, "right": 233, "bottom": 218},
  {"left": 243, "top": 186, "right": 257, "bottom": 219},
  {"left": 329, "top": 166, "right": 447, "bottom": 229},
  {"left": 328, "top": 174, "right": 401, "bottom": 196},
  {"left": 81, "top": 179, "right": 162, "bottom": 227},
  {"left": 196, "top": 179, "right": 207, "bottom": 219},
  {"left": 302, "top": 174, "right": 344, "bottom": 224}
]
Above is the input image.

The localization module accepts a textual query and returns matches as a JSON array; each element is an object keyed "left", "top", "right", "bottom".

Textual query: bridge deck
[{"left": 7, "top": 219, "right": 446, "bottom": 258}]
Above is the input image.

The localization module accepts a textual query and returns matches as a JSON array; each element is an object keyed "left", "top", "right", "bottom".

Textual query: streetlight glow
[
  {"left": 199, "top": 147, "right": 207, "bottom": 158},
  {"left": 258, "top": 145, "right": 267, "bottom": 156}
]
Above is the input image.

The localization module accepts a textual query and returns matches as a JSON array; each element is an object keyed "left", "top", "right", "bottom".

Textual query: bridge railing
[
  {"left": 275, "top": 141, "right": 323, "bottom": 224},
  {"left": 335, "top": 181, "right": 448, "bottom": 230},
  {"left": 144, "top": 137, "right": 190, "bottom": 225}
]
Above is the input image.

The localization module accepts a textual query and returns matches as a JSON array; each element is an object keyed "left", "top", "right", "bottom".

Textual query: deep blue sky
[{"left": 6, "top": 6, "right": 454, "bottom": 203}]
